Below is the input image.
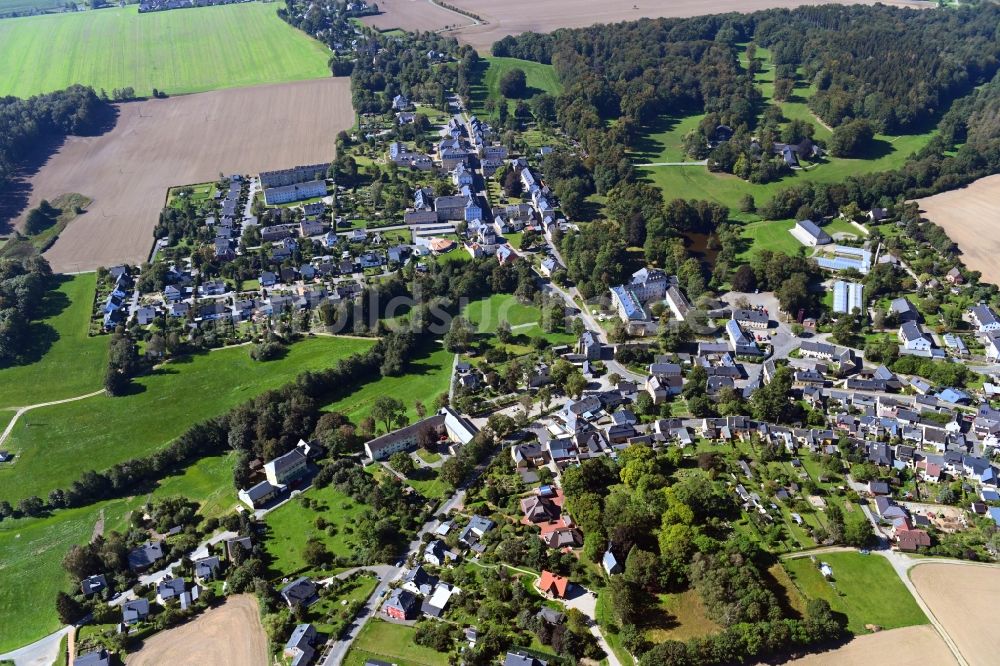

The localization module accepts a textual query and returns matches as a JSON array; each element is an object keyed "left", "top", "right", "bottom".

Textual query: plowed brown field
[
  {"left": 125, "top": 595, "right": 267, "bottom": 666},
  {"left": 17, "top": 77, "right": 353, "bottom": 273},
  {"left": 916, "top": 174, "right": 1000, "bottom": 286}
]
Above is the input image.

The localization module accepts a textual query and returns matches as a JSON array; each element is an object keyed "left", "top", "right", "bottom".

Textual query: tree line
[{"left": 0, "top": 85, "right": 109, "bottom": 192}]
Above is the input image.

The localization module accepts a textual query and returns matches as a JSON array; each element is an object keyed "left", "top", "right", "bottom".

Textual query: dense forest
[
  {"left": 0, "top": 254, "right": 53, "bottom": 365},
  {"left": 0, "top": 85, "right": 109, "bottom": 191}
]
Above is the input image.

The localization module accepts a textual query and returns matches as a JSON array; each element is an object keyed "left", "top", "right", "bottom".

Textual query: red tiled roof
[{"left": 538, "top": 570, "right": 569, "bottom": 598}]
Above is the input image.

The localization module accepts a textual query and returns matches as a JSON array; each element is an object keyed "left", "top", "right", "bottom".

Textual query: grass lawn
[
  {"left": 264, "top": 484, "right": 368, "bottom": 576},
  {"left": 631, "top": 113, "right": 706, "bottom": 164},
  {"left": 782, "top": 552, "right": 927, "bottom": 634},
  {"left": 468, "top": 56, "right": 562, "bottom": 118},
  {"left": 344, "top": 619, "right": 450, "bottom": 666},
  {"left": 595, "top": 589, "right": 636, "bottom": 666},
  {"left": 644, "top": 589, "right": 721, "bottom": 643},
  {"left": 148, "top": 453, "right": 236, "bottom": 520},
  {"left": 0, "top": 273, "right": 107, "bottom": 409},
  {"left": 0, "top": 3, "right": 332, "bottom": 97},
  {"left": 465, "top": 293, "right": 540, "bottom": 332},
  {"left": 0, "top": 336, "right": 374, "bottom": 504},
  {"left": 321, "top": 341, "right": 452, "bottom": 424},
  {"left": 309, "top": 573, "right": 378, "bottom": 635},
  {"left": 737, "top": 219, "right": 808, "bottom": 260},
  {"left": 415, "top": 449, "right": 441, "bottom": 464}
]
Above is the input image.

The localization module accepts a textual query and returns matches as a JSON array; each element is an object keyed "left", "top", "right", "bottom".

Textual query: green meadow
[
  {"left": 0, "top": 273, "right": 107, "bottom": 408},
  {"left": 0, "top": 336, "right": 374, "bottom": 504},
  {"left": 469, "top": 56, "right": 562, "bottom": 117},
  {"left": 783, "top": 552, "right": 927, "bottom": 634},
  {"left": 0, "top": 3, "right": 332, "bottom": 98}
]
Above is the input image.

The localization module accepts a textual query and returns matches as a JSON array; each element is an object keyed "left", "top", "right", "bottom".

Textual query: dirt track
[
  {"left": 361, "top": 0, "right": 471, "bottom": 32},
  {"left": 19, "top": 77, "right": 353, "bottom": 273},
  {"left": 910, "top": 563, "right": 1000, "bottom": 666},
  {"left": 442, "top": 0, "right": 930, "bottom": 51},
  {"left": 125, "top": 595, "right": 267, "bottom": 666},
  {"left": 916, "top": 174, "right": 1000, "bottom": 286},
  {"left": 786, "top": 624, "right": 956, "bottom": 666}
]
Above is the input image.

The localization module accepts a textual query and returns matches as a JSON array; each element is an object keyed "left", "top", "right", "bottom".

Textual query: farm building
[{"left": 833, "top": 281, "right": 864, "bottom": 314}]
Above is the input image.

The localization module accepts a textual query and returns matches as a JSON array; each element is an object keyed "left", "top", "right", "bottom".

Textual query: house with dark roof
[
  {"left": 75, "top": 649, "right": 111, "bottom": 666},
  {"left": 402, "top": 566, "right": 438, "bottom": 596},
  {"left": 128, "top": 541, "right": 164, "bottom": 572},
  {"left": 383, "top": 588, "right": 418, "bottom": 620},
  {"left": 890, "top": 297, "right": 920, "bottom": 324},
  {"left": 504, "top": 652, "right": 548, "bottom": 666},
  {"left": 194, "top": 556, "right": 221, "bottom": 582},
  {"left": 281, "top": 577, "right": 318, "bottom": 608},
  {"left": 238, "top": 479, "right": 280, "bottom": 509},
  {"left": 264, "top": 447, "right": 309, "bottom": 487},
  {"left": 156, "top": 577, "right": 188, "bottom": 604},
  {"left": 122, "top": 598, "right": 150, "bottom": 624},
  {"left": 81, "top": 574, "right": 108, "bottom": 596}
]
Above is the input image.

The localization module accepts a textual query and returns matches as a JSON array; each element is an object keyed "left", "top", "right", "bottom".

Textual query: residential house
[
  {"left": 284, "top": 623, "right": 318, "bottom": 666},
  {"left": 127, "top": 541, "right": 164, "bottom": 572},
  {"left": 264, "top": 447, "right": 309, "bottom": 487},
  {"left": 194, "top": 556, "right": 221, "bottom": 582},
  {"left": 383, "top": 588, "right": 418, "bottom": 620},
  {"left": 75, "top": 650, "right": 111, "bottom": 666},
  {"left": 122, "top": 598, "right": 150, "bottom": 625},
  {"left": 81, "top": 574, "right": 108, "bottom": 597},
  {"left": 899, "top": 321, "right": 932, "bottom": 351},
  {"left": 156, "top": 577, "right": 188, "bottom": 604},
  {"left": 537, "top": 570, "right": 569, "bottom": 599},
  {"left": 281, "top": 577, "right": 318, "bottom": 608}
]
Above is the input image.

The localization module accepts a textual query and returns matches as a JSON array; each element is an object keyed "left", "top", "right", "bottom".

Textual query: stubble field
[
  {"left": 787, "top": 624, "right": 956, "bottom": 666},
  {"left": 440, "top": 0, "right": 929, "bottom": 51},
  {"left": 360, "top": 0, "right": 471, "bottom": 32},
  {"left": 916, "top": 174, "right": 1000, "bottom": 286},
  {"left": 17, "top": 77, "right": 354, "bottom": 272},
  {"left": 125, "top": 595, "right": 267, "bottom": 666},
  {"left": 910, "top": 562, "right": 1000, "bottom": 666},
  {"left": 0, "top": 3, "right": 332, "bottom": 98}
]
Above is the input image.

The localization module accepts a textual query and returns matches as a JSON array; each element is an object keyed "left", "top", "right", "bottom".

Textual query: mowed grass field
[
  {"left": 469, "top": 56, "right": 562, "bottom": 117},
  {"left": 264, "top": 484, "right": 368, "bottom": 576},
  {"left": 782, "top": 552, "right": 927, "bottom": 634},
  {"left": 0, "top": 3, "right": 333, "bottom": 98},
  {"left": 321, "top": 341, "right": 452, "bottom": 424},
  {"left": 0, "top": 336, "right": 374, "bottom": 504},
  {"left": 345, "top": 619, "right": 450, "bottom": 666},
  {"left": 0, "top": 273, "right": 107, "bottom": 408}
]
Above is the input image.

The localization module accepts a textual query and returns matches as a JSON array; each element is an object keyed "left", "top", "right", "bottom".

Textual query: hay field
[
  {"left": 360, "top": 0, "right": 471, "bottom": 32},
  {"left": 126, "top": 595, "right": 267, "bottom": 666},
  {"left": 443, "top": 0, "right": 929, "bottom": 51},
  {"left": 16, "top": 77, "right": 353, "bottom": 272},
  {"left": 916, "top": 174, "right": 1000, "bottom": 286},
  {"left": 0, "top": 3, "right": 332, "bottom": 98},
  {"left": 787, "top": 624, "right": 956, "bottom": 666},
  {"left": 910, "top": 562, "right": 1000, "bottom": 666}
]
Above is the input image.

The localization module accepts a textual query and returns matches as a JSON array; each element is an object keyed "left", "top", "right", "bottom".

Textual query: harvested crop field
[
  {"left": 12, "top": 77, "right": 353, "bottom": 273},
  {"left": 125, "top": 595, "right": 267, "bottom": 666},
  {"left": 787, "top": 624, "right": 955, "bottom": 666},
  {"left": 444, "top": 0, "right": 929, "bottom": 51},
  {"left": 360, "top": 0, "right": 472, "bottom": 32},
  {"left": 916, "top": 174, "right": 1000, "bottom": 286},
  {"left": 910, "top": 562, "right": 1000, "bottom": 666}
]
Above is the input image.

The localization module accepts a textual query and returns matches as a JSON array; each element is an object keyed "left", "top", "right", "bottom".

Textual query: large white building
[{"left": 264, "top": 180, "right": 327, "bottom": 206}]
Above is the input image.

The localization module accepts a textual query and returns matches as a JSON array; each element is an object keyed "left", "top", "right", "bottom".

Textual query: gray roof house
[
  {"left": 127, "top": 541, "right": 164, "bottom": 571},
  {"left": 122, "top": 598, "right": 150, "bottom": 624},
  {"left": 81, "top": 573, "right": 108, "bottom": 596},
  {"left": 194, "top": 556, "right": 221, "bottom": 581},
  {"left": 504, "top": 652, "right": 548, "bottom": 666},
  {"left": 156, "top": 577, "right": 187, "bottom": 603},
  {"left": 75, "top": 649, "right": 111, "bottom": 666},
  {"left": 281, "top": 577, "right": 318, "bottom": 608},
  {"left": 283, "top": 623, "right": 317, "bottom": 666}
]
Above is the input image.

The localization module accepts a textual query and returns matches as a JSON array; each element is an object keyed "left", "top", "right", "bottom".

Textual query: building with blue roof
[
  {"left": 833, "top": 280, "right": 864, "bottom": 314},
  {"left": 610, "top": 285, "right": 647, "bottom": 321}
]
